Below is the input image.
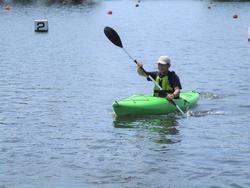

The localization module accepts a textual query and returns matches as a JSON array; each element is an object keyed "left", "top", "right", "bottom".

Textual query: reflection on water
[{"left": 113, "top": 114, "right": 180, "bottom": 144}]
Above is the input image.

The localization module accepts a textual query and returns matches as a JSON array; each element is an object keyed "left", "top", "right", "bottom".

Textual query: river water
[{"left": 0, "top": 0, "right": 250, "bottom": 187}]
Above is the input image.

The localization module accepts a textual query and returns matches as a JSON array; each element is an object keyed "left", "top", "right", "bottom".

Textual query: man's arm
[
  {"left": 167, "top": 73, "right": 182, "bottom": 100},
  {"left": 137, "top": 63, "right": 157, "bottom": 80}
]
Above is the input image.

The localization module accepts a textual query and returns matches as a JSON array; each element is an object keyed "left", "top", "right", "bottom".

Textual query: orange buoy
[
  {"left": 233, "top": 15, "right": 238, "bottom": 19},
  {"left": 5, "top": 5, "right": 11, "bottom": 11},
  {"left": 107, "top": 10, "right": 112, "bottom": 15}
]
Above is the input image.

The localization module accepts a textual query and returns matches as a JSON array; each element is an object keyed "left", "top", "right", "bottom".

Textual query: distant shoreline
[
  {"left": 1, "top": 0, "right": 250, "bottom": 6},
  {"left": 0, "top": 0, "right": 95, "bottom": 6}
]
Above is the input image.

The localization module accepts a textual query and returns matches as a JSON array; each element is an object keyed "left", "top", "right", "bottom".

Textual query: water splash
[
  {"left": 199, "top": 92, "right": 223, "bottom": 100},
  {"left": 186, "top": 110, "right": 226, "bottom": 117}
]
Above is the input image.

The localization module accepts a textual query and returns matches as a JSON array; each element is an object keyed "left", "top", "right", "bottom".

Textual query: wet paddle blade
[{"left": 104, "top": 26, "right": 123, "bottom": 48}]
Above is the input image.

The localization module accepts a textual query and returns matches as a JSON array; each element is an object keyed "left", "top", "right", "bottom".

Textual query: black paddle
[
  {"left": 104, "top": 27, "right": 149, "bottom": 76},
  {"left": 104, "top": 26, "right": 185, "bottom": 115}
]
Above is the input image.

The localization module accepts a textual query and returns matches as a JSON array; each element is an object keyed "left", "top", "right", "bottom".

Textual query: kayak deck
[{"left": 112, "top": 91, "right": 199, "bottom": 117}]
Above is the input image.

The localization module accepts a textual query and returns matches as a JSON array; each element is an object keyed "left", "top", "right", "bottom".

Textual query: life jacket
[{"left": 154, "top": 74, "right": 173, "bottom": 97}]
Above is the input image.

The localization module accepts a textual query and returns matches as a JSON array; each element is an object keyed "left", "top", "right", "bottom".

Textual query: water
[{"left": 0, "top": 0, "right": 250, "bottom": 187}]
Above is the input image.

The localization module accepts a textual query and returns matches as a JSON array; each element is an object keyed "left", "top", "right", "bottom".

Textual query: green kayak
[{"left": 112, "top": 91, "right": 199, "bottom": 117}]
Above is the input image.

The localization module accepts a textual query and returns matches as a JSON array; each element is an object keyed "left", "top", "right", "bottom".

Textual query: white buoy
[
  {"left": 248, "top": 27, "right": 250, "bottom": 41},
  {"left": 34, "top": 20, "right": 48, "bottom": 32}
]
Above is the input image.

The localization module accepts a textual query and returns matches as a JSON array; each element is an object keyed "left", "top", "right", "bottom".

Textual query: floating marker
[
  {"left": 135, "top": 4, "right": 139, "bottom": 7},
  {"left": 34, "top": 20, "right": 48, "bottom": 32},
  {"left": 107, "top": 10, "right": 112, "bottom": 15},
  {"left": 5, "top": 5, "right": 11, "bottom": 10},
  {"left": 248, "top": 27, "right": 250, "bottom": 41},
  {"left": 233, "top": 15, "right": 238, "bottom": 19}
]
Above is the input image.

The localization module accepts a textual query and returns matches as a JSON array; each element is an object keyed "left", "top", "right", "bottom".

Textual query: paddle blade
[{"left": 104, "top": 26, "right": 123, "bottom": 48}]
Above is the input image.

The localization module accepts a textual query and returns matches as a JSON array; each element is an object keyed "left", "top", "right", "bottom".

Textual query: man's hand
[
  {"left": 137, "top": 62, "right": 147, "bottom": 77},
  {"left": 167, "top": 93, "right": 175, "bottom": 100},
  {"left": 167, "top": 87, "right": 181, "bottom": 100},
  {"left": 137, "top": 62, "right": 143, "bottom": 69}
]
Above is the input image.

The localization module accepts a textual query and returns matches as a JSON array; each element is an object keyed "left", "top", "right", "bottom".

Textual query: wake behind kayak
[{"left": 112, "top": 91, "right": 199, "bottom": 117}]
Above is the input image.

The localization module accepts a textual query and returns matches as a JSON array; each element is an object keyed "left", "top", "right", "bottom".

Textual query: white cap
[{"left": 157, "top": 56, "right": 171, "bottom": 65}]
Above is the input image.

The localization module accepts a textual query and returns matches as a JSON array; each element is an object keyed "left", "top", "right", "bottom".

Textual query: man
[{"left": 137, "top": 56, "right": 182, "bottom": 100}]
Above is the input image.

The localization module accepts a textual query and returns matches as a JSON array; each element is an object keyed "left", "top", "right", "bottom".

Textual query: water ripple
[{"left": 1, "top": 1, "right": 250, "bottom": 188}]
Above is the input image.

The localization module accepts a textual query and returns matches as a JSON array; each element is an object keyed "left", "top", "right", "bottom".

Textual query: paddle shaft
[{"left": 123, "top": 48, "right": 162, "bottom": 89}]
